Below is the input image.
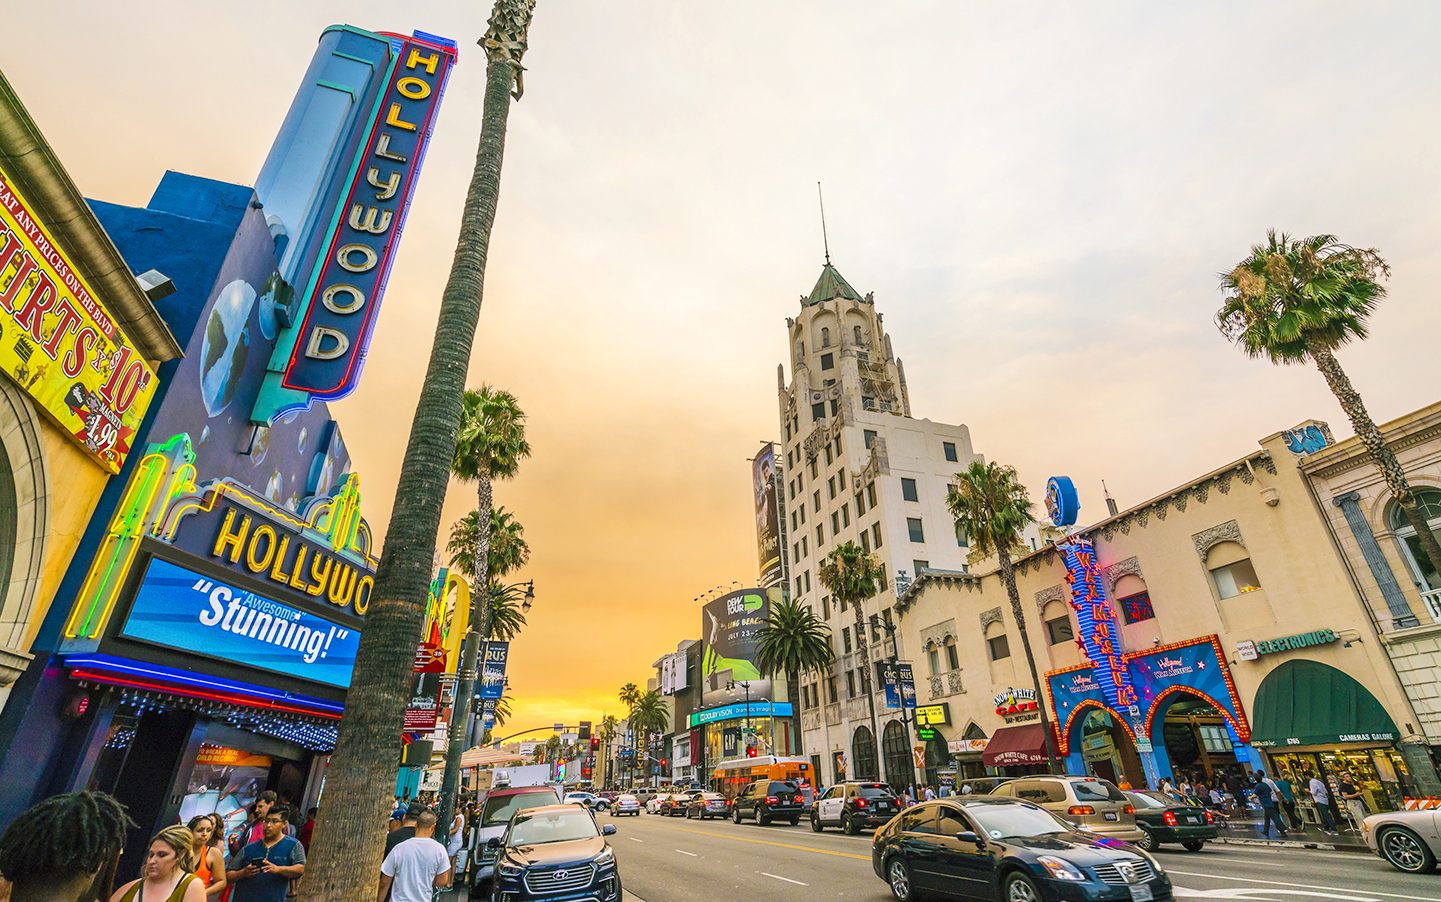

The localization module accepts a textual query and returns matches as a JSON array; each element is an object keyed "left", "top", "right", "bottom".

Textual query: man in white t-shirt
[
  {"left": 1307, "top": 772, "right": 1337, "bottom": 834},
  {"left": 378, "top": 810, "right": 452, "bottom": 902}
]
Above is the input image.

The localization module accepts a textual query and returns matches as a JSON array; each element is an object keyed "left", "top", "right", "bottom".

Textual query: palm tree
[
  {"left": 446, "top": 505, "right": 529, "bottom": 582},
  {"left": 483, "top": 580, "right": 529, "bottom": 642},
  {"left": 755, "top": 596, "right": 833, "bottom": 757},
  {"left": 1217, "top": 231, "right": 1441, "bottom": 579},
  {"left": 817, "top": 542, "right": 885, "bottom": 780},
  {"left": 632, "top": 690, "right": 669, "bottom": 783},
  {"left": 545, "top": 733, "right": 561, "bottom": 766},
  {"left": 619, "top": 683, "right": 640, "bottom": 784},
  {"left": 600, "top": 714, "right": 618, "bottom": 787},
  {"left": 300, "top": 5, "right": 537, "bottom": 900},
  {"left": 946, "top": 460, "right": 1058, "bottom": 774}
]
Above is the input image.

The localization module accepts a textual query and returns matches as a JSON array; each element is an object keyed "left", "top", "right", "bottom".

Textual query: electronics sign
[
  {"left": 0, "top": 166, "right": 159, "bottom": 472},
  {"left": 280, "top": 35, "right": 456, "bottom": 402}
]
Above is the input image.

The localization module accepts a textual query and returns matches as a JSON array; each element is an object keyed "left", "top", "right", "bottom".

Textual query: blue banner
[
  {"left": 480, "top": 641, "right": 509, "bottom": 699},
  {"left": 883, "top": 663, "right": 918, "bottom": 709},
  {"left": 121, "top": 557, "right": 360, "bottom": 688},
  {"left": 898, "top": 663, "right": 917, "bottom": 709}
]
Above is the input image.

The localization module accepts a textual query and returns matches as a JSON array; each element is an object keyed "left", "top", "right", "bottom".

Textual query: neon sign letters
[{"left": 1059, "top": 536, "right": 1137, "bottom": 710}]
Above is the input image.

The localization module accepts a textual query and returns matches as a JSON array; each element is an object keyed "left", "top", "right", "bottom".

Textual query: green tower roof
[{"left": 804, "top": 263, "right": 863, "bottom": 306}]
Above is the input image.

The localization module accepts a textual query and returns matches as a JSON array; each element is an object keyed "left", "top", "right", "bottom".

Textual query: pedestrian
[
  {"left": 1157, "top": 777, "right": 1174, "bottom": 800},
  {"left": 1337, "top": 771, "right": 1367, "bottom": 830},
  {"left": 377, "top": 811, "right": 451, "bottom": 902},
  {"left": 297, "top": 810, "right": 317, "bottom": 853},
  {"left": 225, "top": 808, "right": 304, "bottom": 902},
  {"left": 0, "top": 791, "right": 135, "bottom": 902},
  {"left": 444, "top": 806, "right": 465, "bottom": 870},
  {"left": 1248, "top": 773, "right": 1286, "bottom": 838},
  {"left": 185, "top": 816, "right": 228, "bottom": 899},
  {"left": 384, "top": 804, "right": 425, "bottom": 860},
  {"left": 922, "top": 785, "right": 936, "bottom": 802},
  {"left": 110, "top": 825, "right": 206, "bottom": 902},
  {"left": 228, "top": 793, "right": 278, "bottom": 856},
  {"left": 1306, "top": 771, "right": 1338, "bottom": 835}
]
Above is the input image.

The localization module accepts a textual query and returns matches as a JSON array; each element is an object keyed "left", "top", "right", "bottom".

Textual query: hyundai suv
[
  {"left": 472, "top": 784, "right": 565, "bottom": 889},
  {"left": 810, "top": 782, "right": 899, "bottom": 834},
  {"left": 989, "top": 775, "right": 1144, "bottom": 842},
  {"left": 486, "top": 804, "right": 621, "bottom": 902},
  {"left": 731, "top": 779, "right": 803, "bottom": 826}
]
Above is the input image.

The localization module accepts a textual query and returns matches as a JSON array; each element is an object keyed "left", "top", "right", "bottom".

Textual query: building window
[
  {"left": 822, "top": 596, "right": 831, "bottom": 619},
  {"left": 785, "top": 423, "right": 791, "bottom": 442},
  {"left": 786, "top": 449, "right": 793, "bottom": 469},
  {"left": 821, "top": 353, "right": 834, "bottom": 370},
  {"left": 877, "top": 569, "right": 887, "bottom": 591},
  {"left": 841, "top": 503, "right": 850, "bottom": 527},
  {"left": 907, "top": 518, "right": 925, "bottom": 543},
  {"left": 860, "top": 531, "right": 871, "bottom": 553},
  {"left": 901, "top": 477, "right": 919, "bottom": 502},
  {"left": 801, "top": 537, "right": 808, "bottom": 558},
  {"left": 864, "top": 429, "right": 878, "bottom": 449},
  {"left": 1199, "top": 724, "right": 1233, "bottom": 753},
  {"left": 834, "top": 435, "right": 842, "bottom": 455},
  {"left": 988, "top": 634, "right": 1011, "bottom": 661},
  {"left": 943, "top": 441, "right": 958, "bottom": 462},
  {"left": 830, "top": 399, "right": 839, "bottom": 417},
  {"left": 799, "top": 506, "right": 806, "bottom": 525},
  {"left": 813, "top": 490, "right": 821, "bottom": 512},
  {"left": 956, "top": 525, "right": 968, "bottom": 547},
  {"left": 840, "top": 597, "right": 847, "bottom": 613},
  {"left": 796, "top": 576, "right": 803, "bottom": 598},
  {"left": 842, "top": 627, "right": 852, "bottom": 653},
  {"left": 831, "top": 511, "right": 840, "bottom": 533},
  {"left": 945, "top": 638, "right": 959, "bottom": 670},
  {"left": 821, "top": 327, "right": 831, "bottom": 347},
  {"left": 791, "top": 511, "right": 797, "bottom": 532},
  {"left": 816, "top": 524, "right": 824, "bottom": 548},
  {"left": 863, "top": 396, "right": 875, "bottom": 410},
  {"left": 1391, "top": 489, "right": 1441, "bottom": 591},
  {"left": 868, "top": 482, "right": 878, "bottom": 507},
  {"left": 883, "top": 607, "right": 894, "bottom": 629},
  {"left": 824, "top": 445, "right": 833, "bottom": 466},
  {"left": 1115, "top": 573, "right": 1156, "bottom": 624},
  {"left": 804, "top": 570, "right": 811, "bottom": 592},
  {"left": 855, "top": 491, "right": 866, "bottom": 517},
  {"left": 854, "top": 325, "right": 863, "bottom": 345},
  {"left": 869, "top": 614, "right": 881, "bottom": 642},
  {"left": 810, "top": 460, "right": 819, "bottom": 479},
  {"left": 827, "top": 677, "right": 838, "bottom": 704},
  {"left": 927, "top": 644, "right": 941, "bottom": 675},
  {"left": 1212, "top": 559, "right": 1261, "bottom": 598},
  {"left": 797, "top": 472, "right": 803, "bottom": 491},
  {"left": 789, "top": 480, "right": 796, "bottom": 500},
  {"left": 846, "top": 670, "right": 856, "bottom": 698},
  {"left": 872, "top": 523, "right": 883, "bottom": 548},
  {"left": 913, "top": 559, "right": 929, "bottom": 574},
  {"left": 1046, "top": 615, "right": 1074, "bottom": 645},
  {"left": 812, "top": 402, "right": 826, "bottom": 421},
  {"left": 793, "top": 541, "right": 800, "bottom": 562}
]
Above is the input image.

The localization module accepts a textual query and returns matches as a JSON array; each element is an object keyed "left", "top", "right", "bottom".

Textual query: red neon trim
[{"left": 70, "top": 670, "right": 341, "bottom": 720}]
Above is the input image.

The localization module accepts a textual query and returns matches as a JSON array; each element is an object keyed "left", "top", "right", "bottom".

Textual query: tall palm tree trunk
[
  {"left": 787, "top": 668, "right": 801, "bottom": 757},
  {"left": 997, "top": 548, "right": 1059, "bottom": 774},
  {"left": 1308, "top": 343, "right": 1441, "bottom": 581},
  {"left": 852, "top": 604, "right": 881, "bottom": 780},
  {"left": 300, "top": 6, "right": 535, "bottom": 901}
]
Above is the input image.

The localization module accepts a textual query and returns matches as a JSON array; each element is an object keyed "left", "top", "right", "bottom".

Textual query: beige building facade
[{"left": 892, "top": 412, "right": 1441, "bottom": 816}]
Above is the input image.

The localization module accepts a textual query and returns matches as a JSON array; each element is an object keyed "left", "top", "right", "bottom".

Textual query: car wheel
[
  {"left": 811, "top": 812, "right": 823, "bottom": 833},
  {"left": 733, "top": 808, "right": 742, "bottom": 825},
  {"left": 887, "top": 857, "right": 915, "bottom": 902},
  {"left": 1182, "top": 840, "right": 1205, "bottom": 852},
  {"left": 843, "top": 814, "right": 859, "bottom": 836},
  {"left": 1380, "top": 827, "right": 1438, "bottom": 874},
  {"left": 789, "top": 817, "right": 799, "bottom": 826},
  {"left": 1136, "top": 826, "right": 1158, "bottom": 852},
  {"left": 1003, "top": 872, "right": 1042, "bottom": 902},
  {"left": 758, "top": 807, "right": 771, "bottom": 826}
]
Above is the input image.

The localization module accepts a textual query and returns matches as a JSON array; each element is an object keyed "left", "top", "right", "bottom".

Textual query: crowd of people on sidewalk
[{"left": 1155, "top": 766, "right": 1372, "bottom": 838}]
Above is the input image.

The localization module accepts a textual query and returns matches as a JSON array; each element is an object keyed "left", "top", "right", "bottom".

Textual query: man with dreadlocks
[{"left": 0, "top": 791, "right": 135, "bottom": 902}]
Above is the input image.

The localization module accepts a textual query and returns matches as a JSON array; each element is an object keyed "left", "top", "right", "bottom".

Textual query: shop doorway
[
  {"left": 852, "top": 726, "right": 878, "bottom": 781},
  {"left": 882, "top": 721, "right": 910, "bottom": 791},
  {"left": 1078, "top": 709, "right": 1145, "bottom": 788},
  {"left": 1159, "top": 694, "right": 1243, "bottom": 785}
]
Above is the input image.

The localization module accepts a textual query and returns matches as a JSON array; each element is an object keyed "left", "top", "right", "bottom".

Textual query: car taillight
[
  {"left": 857, "top": 799, "right": 867, "bottom": 808},
  {"left": 1123, "top": 805, "right": 1135, "bottom": 815},
  {"left": 1162, "top": 811, "right": 1178, "bottom": 826},
  {"left": 1067, "top": 806, "right": 1095, "bottom": 816},
  {"left": 1205, "top": 810, "right": 1215, "bottom": 825},
  {"left": 766, "top": 797, "right": 778, "bottom": 804}
]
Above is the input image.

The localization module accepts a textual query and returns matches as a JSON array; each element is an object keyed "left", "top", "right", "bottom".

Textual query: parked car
[
  {"left": 564, "top": 791, "right": 604, "bottom": 811},
  {"left": 597, "top": 791, "right": 619, "bottom": 807},
  {"left": 731, "top": 779, "right": 803, "bottom": 826},
  {"left": 955, "top": 777, "right": 1007, "bottom": 796},
  {"left": 1363, "top": 808, "right": 1441, "bottom": 873},
  {"left": 486, "top": 805, "right": 622, "bottom": 902},
  {"left": 989, "top": 775, "right": 1145, "bottom": 843},
  {"left": 1126, "top": 790, "right": 1217, "bottom": 852},
  {"left": 611, "top": 794, "right": 641, "bottom": 817},
  {"left": 658, "top": 793, "right": 693, "bottom": 817},
  {"left": 685, "top": 793, "right": 731, "bottom": 820},
  {"left": 811, "top": 782, "right": 900, "bottom": 834},
  {"left": 872, "top": 797, "right": 1171, "bottom": 902},
  {"left": 471, "top": 784, "right": 565, "bottom": 889}
]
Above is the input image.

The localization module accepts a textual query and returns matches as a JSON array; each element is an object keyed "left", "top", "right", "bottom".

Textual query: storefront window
[
  {"left": 1197, "top": 724, "right": 1232, "bottom": 753},
  {"left": 704, "top": 717, "right": 775, "bottom": 765}
]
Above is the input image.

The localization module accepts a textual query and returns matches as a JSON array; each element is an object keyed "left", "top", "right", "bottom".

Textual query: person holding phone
[{"left": 226, "top": 809, "right": 303, "bottom": 902}]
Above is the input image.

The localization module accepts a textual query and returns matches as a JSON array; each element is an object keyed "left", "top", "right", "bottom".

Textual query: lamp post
[
  {"left": 438, "top": 579, "right": 534, "bottom": 830},
  {"left": 878, "top": 619, "right": 921, "bottom": 794}
]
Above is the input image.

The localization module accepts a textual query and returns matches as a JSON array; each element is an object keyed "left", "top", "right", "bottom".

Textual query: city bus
[{"left": 711, "top": 756, "right": 811, "bottom": 801}]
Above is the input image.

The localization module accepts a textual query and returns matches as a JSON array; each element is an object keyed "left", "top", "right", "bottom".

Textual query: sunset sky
[{"left": 6, "top": 1, "right": 1441, "bottom": 733}]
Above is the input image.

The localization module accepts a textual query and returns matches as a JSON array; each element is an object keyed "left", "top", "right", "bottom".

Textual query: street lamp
[
  {"left": 878, "top": 619, "right": 921, "bottom": 793},
  {"left": 521, "top": 580, "right": 534, "bottom": 613}
]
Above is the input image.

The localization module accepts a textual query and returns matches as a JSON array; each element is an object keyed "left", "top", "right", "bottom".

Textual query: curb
[{"left": 1210, "top": 836, "right": 1369, "bottom": 853}]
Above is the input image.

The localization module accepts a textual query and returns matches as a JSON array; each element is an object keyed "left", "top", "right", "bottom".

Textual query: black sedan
[
  {"left": 488, "top": 805, "right": 622, "bottom": 902},
  {"left": 1124, "top": 792, "right": 1217, "bottom": 853},
  {"left": 685, "top": 793, "right": 731, "bottom": 820},
  {"left": 872, "top": 797, "right": 1172, "bottom": 902}
]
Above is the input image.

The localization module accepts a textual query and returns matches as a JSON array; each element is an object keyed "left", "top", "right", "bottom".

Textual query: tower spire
[{"left": 817, "top": 181, "right": 830, "bottom": 265}]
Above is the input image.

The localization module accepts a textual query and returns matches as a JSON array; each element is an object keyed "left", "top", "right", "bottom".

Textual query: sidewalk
[{"left": 1207, "top": 809, "right": 1370, "bottom": 853}]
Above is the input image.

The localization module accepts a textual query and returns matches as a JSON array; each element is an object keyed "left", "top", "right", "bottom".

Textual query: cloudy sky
[{"left": 7, "top": 1, "right": 1440, "bottom": 733}]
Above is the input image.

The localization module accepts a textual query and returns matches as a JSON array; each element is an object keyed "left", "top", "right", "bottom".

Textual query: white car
[
  {"left": 612, "top": 794, "right": 641, "bottom": 816},
  {"left": 564, "top": 791, "right": 605, "bottom": 811},
  {"left": 646, "top": 793, "right": 678, "bottom": 814},
  {"left": 1363, "top": 808, "right": 1441, "bottom": 873}
]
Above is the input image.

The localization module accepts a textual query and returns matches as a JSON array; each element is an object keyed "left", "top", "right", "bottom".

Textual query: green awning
[{"left": 1250, "top": 660, "right": 1399, "bottom": 748}]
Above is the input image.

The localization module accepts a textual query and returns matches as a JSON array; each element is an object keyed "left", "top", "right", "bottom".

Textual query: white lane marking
[
  {"left": 1168, "top": 872, "right": 1440, "bottom": 902},
  {"left": 629, "top": 837, "right": 643, "bottom": 843},
  {"left": 1173, "top": 888, "right": 1378, "bottom": 901},
  {"left": 762, "top": 873, "right": 809, "bottom": 886},
  {"left": 1202, "top": 858, "right": 1287, "bottom": 867},
  {"left": 675, "top": 849, "right": 697, "bottom": 856}
]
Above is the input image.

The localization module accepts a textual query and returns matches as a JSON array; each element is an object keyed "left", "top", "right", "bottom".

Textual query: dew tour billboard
[
  {"left": 753, "top": 443, "right": 783, "bottom": 588},
  {"left": 700, "top": 588, "right": 778, "bottom": 708}
]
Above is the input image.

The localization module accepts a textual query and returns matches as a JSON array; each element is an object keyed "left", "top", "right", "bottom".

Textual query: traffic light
[
  {"left": 591, "top": 736, "right": 600, "bottom": 750},
  {"left": 661, "top": 758, "right": 668, "bottom": 768},
  {"left": 746, "top": 747, "right": 758, "bottom": 758},
  {"left": 578, "top": 720, "right": 591, "bottom": 741}
]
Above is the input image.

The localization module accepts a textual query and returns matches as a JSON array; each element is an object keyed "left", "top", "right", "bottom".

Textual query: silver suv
[{"left": 989, "top": 775, "right": 1143, "bottom": 842}]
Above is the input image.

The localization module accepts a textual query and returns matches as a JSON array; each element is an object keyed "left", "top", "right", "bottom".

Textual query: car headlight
[
  {"left": 1037, "top": 856, "right": 1087, "bottom": 882},
  {"left": 595, "top": 848, "right": 616, "bottom": 870},
  {"left": 497, "top": 861, "right": 525, "bottom": 878}
]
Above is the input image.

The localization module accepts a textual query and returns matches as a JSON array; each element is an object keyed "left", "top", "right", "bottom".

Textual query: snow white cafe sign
[{"left": 0, "top": 165, "right": 158, "bottom": 472}]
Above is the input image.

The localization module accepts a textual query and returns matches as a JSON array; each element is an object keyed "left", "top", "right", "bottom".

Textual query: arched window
[
  {"left": 854, "top": 325, "right": 863, "bottom": 345},
  {"left": 926, "top": 641, "right": 941, "bottom": 675},
  {"left": 821, "top": 327, "right": 831, "bottom": 347},
  {"left": 985, "top": 621, "right": 1010, "bottom": 661},
  {"left": 1042, "top": 600, "right": 1074, "bottom": 644},
  {"left": 882, "top": 720, "right": 910, "bottom": 790},
  {"left": 1207, "top": 541, "right": 1261, "bottom": 599},
  {"left": 852, "top": 726, "right": 878, "bottom": 781},
  {"left": 1112, "top": 574, "right": 1155, "bottom": 624},
  {"left": 944, "top": 637, "right": 960, "bottom": 670},
  {"left": 1390, "top": 489, "right": 1441, "bottom": 592}
]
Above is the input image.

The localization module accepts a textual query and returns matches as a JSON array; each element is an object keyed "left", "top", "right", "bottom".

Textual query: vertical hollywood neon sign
[{"left": 1059, "top": 536, "right": 1136, "bottom": 710}]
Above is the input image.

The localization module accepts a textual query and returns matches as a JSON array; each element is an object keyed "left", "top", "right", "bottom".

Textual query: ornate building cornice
[{"left": 1192, "top": 519, "right": 1244, "bottom": 561}]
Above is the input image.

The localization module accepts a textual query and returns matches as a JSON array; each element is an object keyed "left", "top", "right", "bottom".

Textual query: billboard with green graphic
[{"left": 700, "top": 587, "right": 778, "bottom": 707}]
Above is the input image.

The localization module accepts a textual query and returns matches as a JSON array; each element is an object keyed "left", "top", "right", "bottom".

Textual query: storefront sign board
[
  {"left": 688, "top": 700, "right": 793, "bottom": 729},
  {"left": 915, "top": 703, "right": 950, "bottom": 726},
  {"left": 121, "top": 557, "right": 361, "bottom": 688},
  {"left": 0, "top": 166, "right": 159, "bottom": 472}
]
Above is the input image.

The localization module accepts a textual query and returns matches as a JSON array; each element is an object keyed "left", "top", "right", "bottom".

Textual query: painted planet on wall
[{"left": 200, "top": 280, "right": 256, "bottom": 417}]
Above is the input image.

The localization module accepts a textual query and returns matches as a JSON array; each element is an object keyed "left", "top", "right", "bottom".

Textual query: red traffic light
[
  {"left": 746, "top": 747, "right": 758, "bottom": 758},
  {"left": 661, "top": 759, "right": 668, "bottom": 767},
  {"left": 591, "top": 736, "right": 600, "bottom": 748}
]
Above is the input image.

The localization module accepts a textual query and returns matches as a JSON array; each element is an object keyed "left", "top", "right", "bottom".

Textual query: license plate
[
  {"left": 1104, "top": 812, "right": 1119, "bottom": 821},
  {"left": 1129, "top": 884, "right": 1153, "bottom": 901}
]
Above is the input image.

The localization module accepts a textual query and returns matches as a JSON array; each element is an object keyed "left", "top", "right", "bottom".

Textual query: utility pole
[{"left": 879, "top": 620, "right": 920, "bottom": 792}]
